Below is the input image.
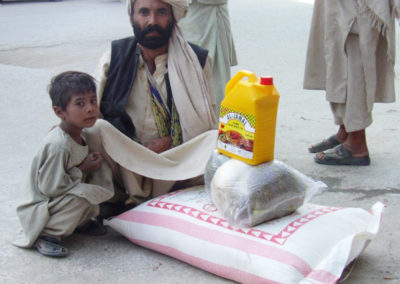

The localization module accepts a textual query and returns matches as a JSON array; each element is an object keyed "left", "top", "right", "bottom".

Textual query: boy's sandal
[
  {"left": 314, "top": 144, "right": 370, "bottom": 166},
  {"left": 309, "top": 135, "right": 340, "bottom": 153},
  {"left": 75, "top": 219, "right": 107, "bottom": 236},
  {"left": 34, "top": 236, "right": 68, "bottom": 257}
]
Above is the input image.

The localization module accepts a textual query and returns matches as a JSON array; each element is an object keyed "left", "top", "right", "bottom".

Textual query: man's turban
[{"left": 127, "top": 0, "right": 189, "bottom": 22}]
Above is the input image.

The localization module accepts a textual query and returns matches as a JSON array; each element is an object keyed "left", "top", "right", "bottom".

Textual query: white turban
[{"left": 127, "top": 0, "right": 189, "bottom": 22}]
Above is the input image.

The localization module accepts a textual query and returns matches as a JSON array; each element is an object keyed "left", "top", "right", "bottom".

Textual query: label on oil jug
[{"left": 217, "top": 106, "right": 255, "bottom": 159}]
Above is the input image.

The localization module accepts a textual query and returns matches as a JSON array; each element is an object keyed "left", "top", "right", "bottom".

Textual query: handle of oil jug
[{"left": 225, "top": 70, "right": 259, "bottom": 95}]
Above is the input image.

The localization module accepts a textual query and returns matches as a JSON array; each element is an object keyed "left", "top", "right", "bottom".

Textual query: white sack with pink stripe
[{"left": 105, "top": 186, "right": 383, "bottom": 284}]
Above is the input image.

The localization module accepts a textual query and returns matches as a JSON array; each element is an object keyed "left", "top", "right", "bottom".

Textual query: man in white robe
[
  {"left": 304, "top": 0, "right": 400, "bottom": 165},
  {"left": 89, "top": 0, "right": 219, "bottom": 215}
]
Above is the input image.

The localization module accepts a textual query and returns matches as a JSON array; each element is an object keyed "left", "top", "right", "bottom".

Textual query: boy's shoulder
[
  {"left": 43, "top": 126, "right": 69, "bottom": 144},
  {"left": 38, "top": 127, "right": 88, "bottom": 167},
  {"left": 39, "top": 127, "right": 73, "bottom": 156}
]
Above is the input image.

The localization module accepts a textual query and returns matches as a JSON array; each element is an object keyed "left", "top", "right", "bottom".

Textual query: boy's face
[{"left": 54, "top": 91, "right": 99, "bottom": 130}]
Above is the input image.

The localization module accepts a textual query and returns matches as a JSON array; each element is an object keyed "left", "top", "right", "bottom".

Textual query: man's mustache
[{"left": 141, "top": 25, "right": 166, "bottom": 37}]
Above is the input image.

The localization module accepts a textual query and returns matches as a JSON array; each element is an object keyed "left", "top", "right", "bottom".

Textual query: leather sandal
[
  {"left": 34, "top": 236, "right": 68, "bottom": 257},
  {"left": 309, "top": 135, "right": 340, "bottom": 153},
  {"left": 314, "top": 144, "right": 370, "bottom": 166}
]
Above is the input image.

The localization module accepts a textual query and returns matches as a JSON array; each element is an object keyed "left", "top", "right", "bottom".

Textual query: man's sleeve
[{"left": 95, "top": 50, "right": 112, "bottom": 104}]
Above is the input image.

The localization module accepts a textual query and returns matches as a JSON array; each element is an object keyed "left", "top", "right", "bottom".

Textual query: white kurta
[
  {"left": 96, "top": 49, "right": 216, "bottom": 144},
  {"left": 13, "top": 127, "right": 114, "bottom": 248},
  {"left": 179, "top": 0, "right": 238, "bottom": 109}
]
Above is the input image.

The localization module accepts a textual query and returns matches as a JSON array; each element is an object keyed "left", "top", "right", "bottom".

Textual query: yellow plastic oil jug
[{"left": 217, "top": 70, "right": 280, "bottom": 165}]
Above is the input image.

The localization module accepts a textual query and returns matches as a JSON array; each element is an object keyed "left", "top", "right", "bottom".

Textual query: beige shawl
[
  {"left": 126, "top": 0, "right": 218, "bottom": 141},
  {"left": 304, "top": 0, "right": 400, "bottom": 111},
  {"left": 86, "top": 120, "right": 218, "bottom": 202},
  {"left": 358, "top": 0, "right": 400, "bottom": 62}
]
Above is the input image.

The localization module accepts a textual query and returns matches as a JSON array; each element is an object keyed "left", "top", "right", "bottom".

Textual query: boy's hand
[{"left": 78, "top": 152, "right": 103, "bottom": 172}]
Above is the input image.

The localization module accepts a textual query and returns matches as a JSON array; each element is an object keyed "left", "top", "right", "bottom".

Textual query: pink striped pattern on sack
[
  {"left": 117, "top": 210, "right": 312, "bottom": 276},
  {"left": 307, "top": 270, "right": 339, "bottom": 283},
  {"left": 109, "top": 191, "right": 383, "bottom": 284},
  {"left": 117, "top": 211, "right": 343, "bottom": 283},
  {"left": 131, "top": 238, "right": 282, "bottom": 284},
  {"left": 146, "top": 198, "right": 341, "bottom": 245}
]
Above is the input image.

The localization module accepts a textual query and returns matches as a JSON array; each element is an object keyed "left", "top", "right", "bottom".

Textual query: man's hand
[
  {"left": 145, "top": 136, "right": 172, "bottom": 153},
  {"left": 78, "top": 152, "right": 103, "bottom": 172}
]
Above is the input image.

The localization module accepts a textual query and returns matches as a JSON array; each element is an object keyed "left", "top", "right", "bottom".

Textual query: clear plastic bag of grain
[
  {"left": 210, "top": 158, "right": 327, "bottom": 227},
  {"left": 204, "top": 150, "right": 230, "bottom": 194}
]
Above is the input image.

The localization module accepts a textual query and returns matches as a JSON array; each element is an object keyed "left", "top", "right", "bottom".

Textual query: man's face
[{"left": 132, "top": 0, "right": 175, "bottom": 49}]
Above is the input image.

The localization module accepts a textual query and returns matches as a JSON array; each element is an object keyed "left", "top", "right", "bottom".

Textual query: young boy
[{"left": 13, "top": 71, "right": 114, "bottom": 257}]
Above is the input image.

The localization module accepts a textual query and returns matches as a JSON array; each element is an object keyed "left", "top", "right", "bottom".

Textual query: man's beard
[{"left": 133, "top": 21, "right": 174, "bottom": 49}]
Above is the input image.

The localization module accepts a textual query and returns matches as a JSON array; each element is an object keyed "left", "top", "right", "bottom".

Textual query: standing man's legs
[{"left": 313, "top": 32, "right": 371, "bottom": 165}]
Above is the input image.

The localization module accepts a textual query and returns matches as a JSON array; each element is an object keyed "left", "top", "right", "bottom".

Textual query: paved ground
[{"left": 0, "top": 0, "right": 399, "bottom": 283}]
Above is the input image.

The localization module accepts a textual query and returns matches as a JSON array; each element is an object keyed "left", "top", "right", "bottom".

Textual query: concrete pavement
[{"left": 0, "top": 0, "right": 399, "bottom": 283}]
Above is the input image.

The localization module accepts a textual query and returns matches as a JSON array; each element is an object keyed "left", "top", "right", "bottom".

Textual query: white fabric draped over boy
[{"left": 86, "top": 120, "right": 217, "bottom": 204}]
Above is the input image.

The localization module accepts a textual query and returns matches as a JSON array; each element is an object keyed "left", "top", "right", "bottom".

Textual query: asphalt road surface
[{"left": 1, "top": 0, "right": 399, "bottom": 283}]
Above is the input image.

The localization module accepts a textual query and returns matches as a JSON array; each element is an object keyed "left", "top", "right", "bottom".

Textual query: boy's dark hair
[{"left": 48, "top": 71, "right": 97, "bottom": 110}]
